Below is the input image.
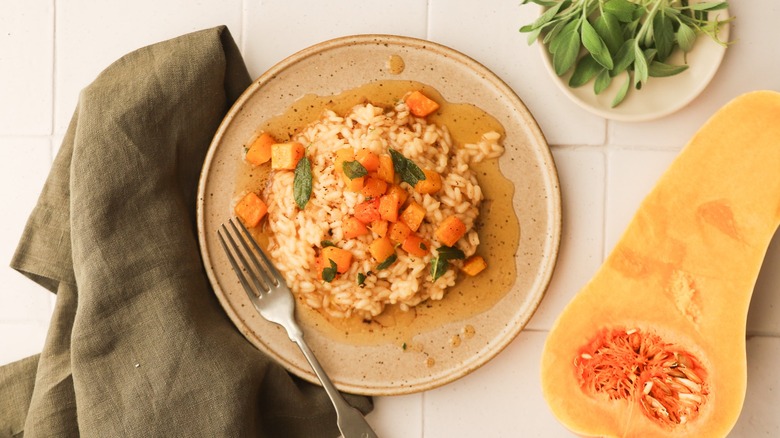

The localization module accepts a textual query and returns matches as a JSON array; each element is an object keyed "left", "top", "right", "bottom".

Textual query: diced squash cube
[
  {"left": 342, "top": 173, "right": 365, "bottom": 192},
  {"left": 234, "top": 192, "right": 268, "bottom": 228},
  {"left": 435, "top": 215, "right": 467, "bottom": 247},
  {"left": 356, "top": 149, "right": 380, "bottom": 172},
  {"left": 271, "top": 142, "right": 305, "bottom": 170},
  {"left": 361, "top": 176, "right": 388, "bottom": 198},
  {"left": 405, "top": 90, "right": 440, "bottom": 117},
  {"left": 400, "top": 201, "right": 426, "bottom": 232},
  {"left": 369, "top": 220, "right": 389, "bottom": 238},
  {"left": 402, "top": 234, "right": 429, "bottom": 258},
  {"left": 388, "top": 221, "right": 412, "bottom": 244},
  {"left": 377, "top": 154, "right": 395, "bottom": 183},
  {"left": 245, "top": 132, "right": 275, "bottom": 166},
  {"left": 461, "top": 255, "right": 487, "bottom": 276},
  {"left": 378, "top": 193, "right": 401, "bottom": 222},
  {"left": 369, "top": 236, "right": 395, "bottom": 263},
  {"left": 322, "top": 246, "right": 352, "bottom": 274},
  {"left": 414, "top": 169, "right": 442, "bottom": 194},
  {"left": 343, "top": 216, "right": 369, "bottom": 239},
  {"left": 334, "top": 148, "right": 355, "bottom": 171},
  {"left": 387, "top": 184, "right": 409, "bottom": 206},
  {"left": 354, "top": 198, "right": 381, "bottom": 224}
]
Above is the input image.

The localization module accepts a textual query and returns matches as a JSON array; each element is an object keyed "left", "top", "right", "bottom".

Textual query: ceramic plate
[
  {"left": 197, "top": 35, "right": 561, "bottom": 395},
  {"left": 538, "top": 8, "right": 730, "bottom": 122}
]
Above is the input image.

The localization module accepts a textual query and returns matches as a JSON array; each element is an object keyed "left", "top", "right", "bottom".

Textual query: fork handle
[{"left": 292, "top": 335, "right": 379, "bottom": 438}]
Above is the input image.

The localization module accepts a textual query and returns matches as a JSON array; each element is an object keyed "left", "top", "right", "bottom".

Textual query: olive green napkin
[{"left": 0, "top": 26, "right": 371, "bottom": 438}]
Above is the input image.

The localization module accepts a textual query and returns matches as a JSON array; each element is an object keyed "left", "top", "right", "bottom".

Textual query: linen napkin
[{"left": 0, "top": 26, "right": 372, "bottom": 437}]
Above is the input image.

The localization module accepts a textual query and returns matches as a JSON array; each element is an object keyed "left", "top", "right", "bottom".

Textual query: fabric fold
[{"left": 1, "top": 26, "right": 371, "bottom": 438}]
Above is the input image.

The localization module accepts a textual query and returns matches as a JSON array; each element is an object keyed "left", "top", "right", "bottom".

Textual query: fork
[{"left": 217, "top": 218, "right": 379, "bottom": 438}]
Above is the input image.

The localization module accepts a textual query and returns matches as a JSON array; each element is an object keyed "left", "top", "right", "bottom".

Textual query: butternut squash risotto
[{"left": 235, "top": 91, "right": 503, "bottom": 319}]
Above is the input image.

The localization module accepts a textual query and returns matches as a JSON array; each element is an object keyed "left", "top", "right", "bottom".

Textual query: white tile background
[{"left": 1, "top": 1, "right": 778, "bottom": 437}]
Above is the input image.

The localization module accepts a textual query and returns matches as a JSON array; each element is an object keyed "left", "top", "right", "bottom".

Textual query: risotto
[{"left": 236, "top": 91, "right": 504, "bottom": 320}]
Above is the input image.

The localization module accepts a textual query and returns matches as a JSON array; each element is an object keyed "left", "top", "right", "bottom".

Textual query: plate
[
  {"left": 538, "top": 8, "right": 730, "bottom": 122},
  {"left": 197, "top": 35, "right": 561, "bottom": 395}
]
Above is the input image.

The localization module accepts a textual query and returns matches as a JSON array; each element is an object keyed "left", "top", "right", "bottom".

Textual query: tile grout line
[
  {"left": 425, "top": 0, "right": 432, "bottom": 40},
  {"left": 600, "top": 145, "right": 609, "bottom": 263},
  {"left": 50, "top": 0, "right": 57, "bottom": 141},
  {"left": 240, "top": 0, "right": 248, "bottom": 57}
]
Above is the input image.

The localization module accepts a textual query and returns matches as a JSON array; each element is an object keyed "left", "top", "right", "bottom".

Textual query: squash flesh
[{"left": 541, "top": 91, "right": 780, "bottom": 437}]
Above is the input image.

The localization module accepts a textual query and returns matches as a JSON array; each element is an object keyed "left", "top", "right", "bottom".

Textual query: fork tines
[{"left": 217, "top": 218, "right": 278, "bottom": 296}]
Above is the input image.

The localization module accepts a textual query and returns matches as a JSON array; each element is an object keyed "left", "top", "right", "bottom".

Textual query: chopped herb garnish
[
  {"left": 402, "top": 342, "right": 407, "bottom": 350},
  {"left": 321, "top": 240, "right": 336, "bottom": 248},
  {"left": 357, "top": 272, "right": 367, "bottom": 287},
  {"left": 436, "top": 245, "right": 466, "bottom": 260},
  {"left": 430, "top": 245, "right": 466, "bottom": 281},
  {"left": 420, "top": 242, "right": 428, "bottom": 251},
  {"left": 376, "top": 253, "right": 398, "bottom": 271},
  {"left": 342, "top": 160, "right": 368, "bottom": 180},
  {"left": 322, "top": 259, "right": 338, "bottom": 283},
  {"left": 430, "top": 256, "right": 449, "bottom": 281},
  {"left": 389, "top": 148, "right": 426, "bottom": 187},
  {"left": 293, "top": 156, "right": 312, "bottom": 209}
]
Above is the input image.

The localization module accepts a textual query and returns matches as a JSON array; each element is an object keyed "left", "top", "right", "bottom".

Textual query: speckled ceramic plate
[
  {"left": 537, "top": 5, "right": 730, "bottom": 122},
  {"left": 197, "top": 35, "right": 561, "bottom": 395}
]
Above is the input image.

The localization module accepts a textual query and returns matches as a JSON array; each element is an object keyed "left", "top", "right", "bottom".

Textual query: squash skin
[{"left": 541, "top": 91, "right": 780, "bottom": 438}]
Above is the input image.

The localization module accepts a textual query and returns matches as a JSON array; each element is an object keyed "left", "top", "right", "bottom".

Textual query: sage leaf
[
  {"left": 521, "top": 0, "right": 560, "bottom": 6},
  {"left": 543, "top": 19, "right": 568, "bottom": 45},
  {"left": 689, "top": 1, "right": 729, "bottom": 11},
  {"left": 594, "top": 69, "right": 612, "bottom": 95},
  {"left": 527, "top": 1, "right": 565, "bottom": 31},
  {"left": 553, "top": 27, "right": 581, "bottom": 75},
  {"left": 594, "top": 12, "right": 624, "bottom": 55},
  {"left": 581, "top": 19, "right": 614, "bottom": 70},
  {"left": 603, "top": 0, "right": 636, "bottom": 23},
  {"left": 549, "top": 20, "right": 578, "bottom": 54},
  {"left": 322, "top": 259, "right": 338, "bottom": 283},
  {"left": 644, "top": 48, "right": 658, "bottom": 65},
  {"left": 430, "top": 256, "right": 448, "bottom": 281},
  {"left": 652, "top": 12, "right": 675, "bottom": 61},
  {"left": 293, "top": 156, "right": 312, "bottom": 210},
  {"left": 436, "top": 245, "right": 466, "bottom": 260},
  {"left": 610, "top": 38, "right": 636, "bottom": 77},
  {"left": 429, "top": 245, "right": 465, "bottom": 281},
  {"left": 611, "top": 71, "right": 631, "bottom": 107},
  {"left": 676, "top": 22, "right": 696, "bottom": 53},
  {"left": 569, "top": 55, "right": 602, "bottom": 88},
  {"left": 648, "top": 61, "right": 689, "bottom": 77},
  {"left": 633, "top": 43, "right": 649, "bottom": 87},
  {"left": 342, "top": 160, "right": 367, "bottom": 180},
  {"left": 376, "top": 253, "right": 398, "bottom": 271},
  {"left": 357, "top": 272, "right": 367, "bottom": 287},
  {"left": 526, "top": 26, "right": 543, "bottom": 45},
  {"left": 389, "top": 148, "right": 426, "bottom": 187}
]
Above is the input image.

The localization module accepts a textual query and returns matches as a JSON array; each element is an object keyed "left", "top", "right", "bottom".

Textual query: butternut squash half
[{"left": 541, "top": 91, "right": 780, "bottom": 437}]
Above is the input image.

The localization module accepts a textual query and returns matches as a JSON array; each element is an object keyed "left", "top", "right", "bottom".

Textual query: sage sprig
[{"left": 520, "top": 0, "right": 731, "bottom": 107}]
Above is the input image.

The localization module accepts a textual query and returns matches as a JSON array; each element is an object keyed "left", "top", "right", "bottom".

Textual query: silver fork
[{"left": 217, "top": 218, "right": 379, "bottom": 438}]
